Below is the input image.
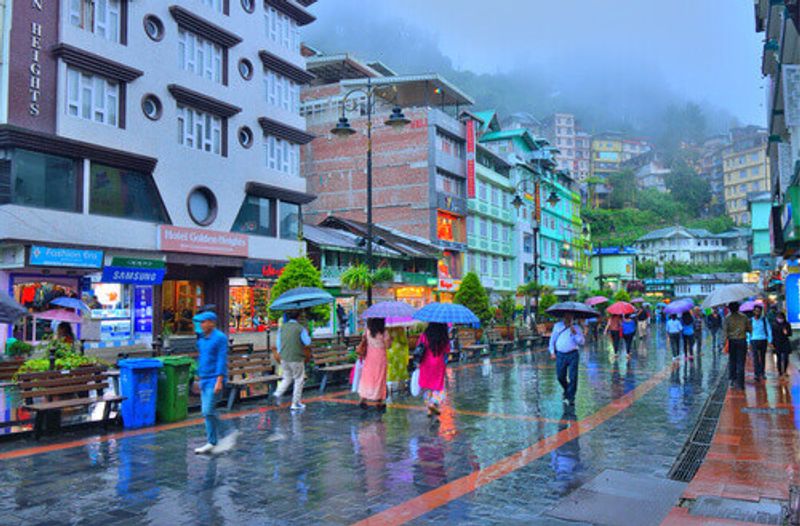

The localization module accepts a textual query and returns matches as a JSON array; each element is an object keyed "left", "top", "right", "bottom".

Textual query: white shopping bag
[
  {"left": 410, "top": 367, "right": 421, "bottom": 397},
  {"left": 350, "top": 358, "right": 363, "bottom": 393}
]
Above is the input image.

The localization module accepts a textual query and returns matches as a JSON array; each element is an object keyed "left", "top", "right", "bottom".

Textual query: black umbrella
[
  {"left": 546, "top": 301, "right": 599, "bottom": 319},
  {"left": 0, "top": 290, "right": 27, "bottom": 324}
]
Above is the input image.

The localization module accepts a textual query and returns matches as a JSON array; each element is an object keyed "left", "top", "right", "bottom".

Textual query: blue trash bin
[{"left": 118, "top": 358, "right": 163, "bottom": 429}]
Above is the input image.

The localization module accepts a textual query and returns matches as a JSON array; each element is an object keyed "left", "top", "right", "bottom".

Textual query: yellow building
[
  {"left": 590, "top": 134, "right": 624, "bottom": 178},
  {"left": 722, "top": 127, "right": 769, "bottom": 225}
]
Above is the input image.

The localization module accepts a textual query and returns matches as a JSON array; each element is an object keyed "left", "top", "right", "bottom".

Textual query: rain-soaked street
[{"left": 0, "top": 330, "right": 728, "bottom": 525}]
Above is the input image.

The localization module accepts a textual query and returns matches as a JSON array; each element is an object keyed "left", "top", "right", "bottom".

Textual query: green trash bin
[{"left": 156, "top": 356, "right": 194, "bottom": 422}]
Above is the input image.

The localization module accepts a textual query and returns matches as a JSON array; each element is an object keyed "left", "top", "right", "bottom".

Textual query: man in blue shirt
[
  {"left": 549, "top": 313, "right": 585, "bottom": 406},
  {"left": 194, "top": 311, "right": 238, "bottom": 454},
  {"left": 749, "top": 305, "right": 772, "bottom": 383}
]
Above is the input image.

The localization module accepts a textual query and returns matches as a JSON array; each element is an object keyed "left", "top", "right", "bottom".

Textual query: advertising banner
[
  {"left": 101, "top": 266, "right": 165, "bottom": 285},
  {"left": 466, "top": 119, "right": 476, "bottom": 198},
  {"left": 786, "top": 273, "right": 800, "bottom": 328},
  {"left": 29, "top": 246, "right": 103, "bottom": 268},
  {"left": 158, "top": 225, "right": 248, "bottom": 257}
]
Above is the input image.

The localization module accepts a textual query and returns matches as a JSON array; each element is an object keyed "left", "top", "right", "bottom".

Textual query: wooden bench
[
  {"left": 18, "top": 366, "right": 124, "bottom": 439},
  {"left": 226, "top": 352, "right": 280, "bottom": 409},
  {"left": 310, "top": 343, "right": 354, "bottom": 392},
  {"left": 515, "top": 327, "right": 539, "bottom": 351},
  {"left": 487, "top": 329, "right": 514, "bottom": 355},
  {"left": 455, "top": 329, "right": 488, "bottom": 361},
  {"left": 0, "top": 359, "right": 25, "bottom": 382}
]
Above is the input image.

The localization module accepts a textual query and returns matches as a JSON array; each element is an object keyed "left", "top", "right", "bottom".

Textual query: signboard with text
[
  {"left": 158, "top": 225, "right": 248, "bottom": 257},
  {"left": 786, "top": 273, "right": 800, "bottom": 328},
  {"left": 466, "top": 119, "right": 476, "bottom": 198},
  {"left": 30, "top": 246, "right": 103, "bottom": 268},
  {"left": 101, "top": 266, "right": 165, "bottom": 285},
  {"left": 133, "top": 286, "right": 153, "bottom": 337},
  {"left": 243, "top": 259, "right": 287, "bottom": 279}
]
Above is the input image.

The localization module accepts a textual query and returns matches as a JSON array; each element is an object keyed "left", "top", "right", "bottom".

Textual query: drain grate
[{"left": 668, "top": 358, "right": 728, "bottom": 482}]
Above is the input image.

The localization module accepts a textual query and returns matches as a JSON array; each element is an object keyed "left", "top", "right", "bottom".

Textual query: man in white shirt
[{"left": 549, "top": 313, "right": 585, "bottom": 406}]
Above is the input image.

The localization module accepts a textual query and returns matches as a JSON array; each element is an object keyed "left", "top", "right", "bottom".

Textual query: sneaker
[
  {"left": 212, "top": 430, "right": 240, "bottom": 454},
  {"left": 194, "top": 443, "right": 215, "bottom": 455},
  {"left": 272, "top": 393, "right": 282, "bottom": 406},
  {"left": 290, "top": 403, "right": 306, "bottom": 411}
]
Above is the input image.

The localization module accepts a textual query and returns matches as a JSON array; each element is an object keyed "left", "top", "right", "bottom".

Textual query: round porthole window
[
  {"left": 241, "top": 0, "right": 255, "bottom": 13},
  {"left": 143, "top": 15, "right": 164, "bottom": 42},
  {"left": 141, "top": 94, "right": 162, "bottom": 121},
  {"left": 187, "top": 186, "right": 218, "bottom": 226},
  {"left": 238, "top": 126, "right": 254, "bottom": 148},
  {"left": 238, "top": 58, "right": 253, "bottom": 80}
]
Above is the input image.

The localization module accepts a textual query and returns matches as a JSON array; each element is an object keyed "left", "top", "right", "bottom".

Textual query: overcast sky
[{"left": 306, "top": 0, "right": 765, "bottom": 126}]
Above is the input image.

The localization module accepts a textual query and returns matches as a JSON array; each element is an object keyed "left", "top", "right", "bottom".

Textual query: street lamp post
[
  {"left": 595, "top": 223, "right": 615, "bottom": 290},
  {"left": 331, "top": 77, "right": 410, "bottom": 305}
]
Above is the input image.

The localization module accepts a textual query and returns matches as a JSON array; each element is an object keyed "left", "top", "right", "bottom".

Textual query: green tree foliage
[
  {"left": 537, "top": 293, "right": 559, "bottom": 319},
  {"left": 665, "top": 159, "right": 711, "bottom": 214},
  {"left": 636, "top": 258, "right": 751, "bottom": 278},
  {"left": 454, "top": 272, "right": 492, "bottom": 325},
  {"left": 495, "top": 294, "right": 517, "bottom": 327},
  {"left": 269, "top": 257, "right": 330, "bottom": 322},
  {"left": 613, "top": 290, "right": 631, "bottom": 302},
  {"left": 340, "top": 264, "right": 395, "bottom": 291},
  {"left": 607, "top": 170, "right": 637, "bottom": 209},
  {"left": 686, "top": 215, "right": 735, "bottom": 234}
]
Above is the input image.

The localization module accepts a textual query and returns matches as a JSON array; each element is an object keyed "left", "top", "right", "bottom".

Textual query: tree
[
  {"left": 665, "top": 159, "right": 711, "bottom": 213},
  {"left": 340, "top": 264, "right": 394, "bottom": 291},
  {"left": 607, "top": 170, "right": 637, "bottom": 209},
  {"left": 454, "top": 272, "right": 492, "bottom": 326},
  {"left": 613, "top": 289, "right": 631, "bottom": 302},
  {"left": 268, "top": 257, "right": 330, "bottom": 322},
  {"left": 495, "top": 294, "right": 516, "bottom": 327},
  {"left": 537, "top": 293, "right": 558, "bottom": 319}
]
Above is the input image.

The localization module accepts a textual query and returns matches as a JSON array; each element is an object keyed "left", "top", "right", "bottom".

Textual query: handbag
[
  {"left": 723, "top": 340, "right": 729, "bottom": 355},
  {"left": 410, "top": 367, "right": 421, "bottom": 397},
  {"left": 356, "top": 335, "right": 367, "bottom": 358},
  {"left": 350, "top": 358, "right": 363, "bottom": 393}
]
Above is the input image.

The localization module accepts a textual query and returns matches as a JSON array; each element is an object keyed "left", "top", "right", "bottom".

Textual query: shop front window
[
  {"left": 88, "top": 282, "right": 132, "bottom": 341},
  {"left": 89, "top": 163, "right": 169, "bottom": 222},
  {"left": 232, "top": 196, "right": 275, "bottom": 236},
  {"left": 279, "top": 201, "right": 300, "bottom": 240},
  {"left": 437, "top": 211, "right": 466, "bottom": 243},
  {"left": 12, "top": 278, "right": 79, "bottom": 342},
  {"left": 162, "top": 280, "right": 205, "bottom": 334},
  {"left": 229, "top": 279, "right": 255, "bottom": 333},
  {"left": 6, "top": 149, "right": 80, "bottom": 212}
]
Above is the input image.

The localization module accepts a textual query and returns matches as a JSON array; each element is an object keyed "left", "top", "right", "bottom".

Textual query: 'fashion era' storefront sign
[{"left": 158, "top": 226, "right": 249, "bottom": 257}]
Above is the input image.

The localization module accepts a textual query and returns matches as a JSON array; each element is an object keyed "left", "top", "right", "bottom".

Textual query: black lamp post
[
  {"left": 331, "top": 77, "right": 410, "bottom": 305},
  {"left": 597, "top": 223, "right": 616, "bottom": 289}
]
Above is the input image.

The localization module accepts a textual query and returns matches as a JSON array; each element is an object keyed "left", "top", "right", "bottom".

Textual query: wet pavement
[{"left": 0, "top": 329, "right": 730, "bottom": 525}]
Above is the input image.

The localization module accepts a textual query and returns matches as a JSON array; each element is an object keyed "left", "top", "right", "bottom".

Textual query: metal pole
[
  {"left": 533, "top": 224, "right": 540, "bottom": 322},
  {"left": 366, "top": 78, "right": 374, "bottom": 306},
  {"left": 598, "top": 241, "right": 604, "bottom": 289}
]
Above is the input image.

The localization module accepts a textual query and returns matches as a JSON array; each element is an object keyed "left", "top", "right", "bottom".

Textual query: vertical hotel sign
[
  {"left": 466, "top": 119, "right": 476, "bottom": 198},
  {"left": 8, "top": 0, "right": 58, "bottom": 131},
  {"left": 534, "top": 182, "right": 541, "bottom": 222}
]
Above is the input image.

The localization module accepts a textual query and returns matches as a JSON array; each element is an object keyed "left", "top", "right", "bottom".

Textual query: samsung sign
[{"left": 101, "top": 266, "right": 165, "bottom": 285}]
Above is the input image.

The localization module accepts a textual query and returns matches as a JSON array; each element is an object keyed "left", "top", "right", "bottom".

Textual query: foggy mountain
[{"left": 303, "top": 2, "right": 750, "bottom": 147}]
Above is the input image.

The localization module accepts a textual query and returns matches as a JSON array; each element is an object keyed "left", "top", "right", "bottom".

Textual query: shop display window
[
  {"left": 229, "top": 284, "right": 254, "bottom": 332},
  {"left": 162, "top": 280, "right": 205, "bottom": 334},
  {"left": 12, "top": 278, "right": 79, "bottom": 342},
  {"left": 436, "top": 211, "right": 466, "bottom": 243},
  {"left": 88, "top": 283, "right": 132, "bottom": 341}
]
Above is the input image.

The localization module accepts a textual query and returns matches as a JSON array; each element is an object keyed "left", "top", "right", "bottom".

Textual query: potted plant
[
  {"left": 537, "top": 292, "right": 559, "bottom": 336},
  {"left": 494, "top": 294, "right": 517, "bottom": 339}
]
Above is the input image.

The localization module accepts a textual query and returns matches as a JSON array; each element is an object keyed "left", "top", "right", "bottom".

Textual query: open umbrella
[
  {"left": 0, "top": 291, "right": 27, "bottom": 324},
  {"left": 270, "top": 287, "right": 334, "bottom": 311},
  {"left": 630, "top": 298, "right": 645, "bottom": 304},
  {"left": 413, "top": 303, "right": 479, "bottom": 325},
  {"left": 361, "top": 301, "right": 416, "bottom": 320},
  {"left": 585, "top": 296, "right": 608, "bottom": 306},
  {"left": 385, "top": 316, "right": 422, "bottom": 328},
  {"left": 606, "top": 302, "right": 635, "bottom": 316},
  {"left": 700, "top": 284, "right": 759, "bottom": 310},
  {"left": 546, "top": 301, "right": 599, "bottom": 319},
  {"left": 49, "top": 297, "right": 89, "bottom": 311},
  {"left": 35, "top": 309, "right": 82, "bottom": 323},
  {"left": 664, "top": 299, "right": 694, "bottom": 315},
  {"left": 740, "top": 300, "right": 764, "bottom": 313}
]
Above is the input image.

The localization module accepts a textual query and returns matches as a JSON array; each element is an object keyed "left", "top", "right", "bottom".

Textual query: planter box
[{"left": 536, "top": 323, "right": 554, "bottom": 337}]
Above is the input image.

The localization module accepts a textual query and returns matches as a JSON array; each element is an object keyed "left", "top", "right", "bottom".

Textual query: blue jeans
[
  {"left": 556, "top": 351, "right": 579, "bottom": 403},
  {"left": 200, "top": 378, "right": 228, "bottom": 446}
]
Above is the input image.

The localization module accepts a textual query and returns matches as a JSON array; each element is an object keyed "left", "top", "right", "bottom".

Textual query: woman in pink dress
[
  {"left": 417, "top": 322, "right": 449, "bottom": 418},
  {"left": 358, "top": 317, "right": 392, "bottom": 411}
]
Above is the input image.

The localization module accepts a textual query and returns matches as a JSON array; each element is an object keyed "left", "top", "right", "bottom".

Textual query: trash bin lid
[
  {"left": 158, "top": 356, "right": 195, "bottom": 367},
  {"left": 118, "top": 358, "right": 164, "bottom": 369}
]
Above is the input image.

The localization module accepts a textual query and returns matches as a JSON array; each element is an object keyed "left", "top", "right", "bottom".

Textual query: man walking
[
  {"left": 724, "top": 302, "right": 751, "bottom": 390},
  {"left": 274, "top": 310, "right": 312, "bottom": 411},
  {"left": 707, "top": 309, "right": 722, "bottom": 352},
  {"left": 749, "top": 305, "right": 772, "bottom": 382},
  {"left": 549, "top": 313, "right": 585, "bottom": 406},
  {"left": 194, "top": 311, "right": 238, "bottom": 454}
]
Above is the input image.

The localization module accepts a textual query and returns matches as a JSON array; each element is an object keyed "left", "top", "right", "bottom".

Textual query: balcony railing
[{"left": 321, "top": 266, "right": 434, "bottom": 287}]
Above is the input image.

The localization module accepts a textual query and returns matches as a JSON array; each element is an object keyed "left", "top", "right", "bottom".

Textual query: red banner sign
[
  {"left": 534, "top": 182, "right": 541, "bottom": 222},
  {"left": 466, "top": 120, "right": 476, "bottom": 198}
]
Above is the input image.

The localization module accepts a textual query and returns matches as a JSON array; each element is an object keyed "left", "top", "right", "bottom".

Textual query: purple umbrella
[
  {"left": 740, "top": 300, "right": 763, "bottom": 313},
  {"left": 36, "top": 309, "right": 82, "bottom": 323},
  {"left": 630, "top": 298, "right": 645, "bottom": 304},
  {"left": 585, "top": 296, "right": 608, "bottom": 306},
  {"left": 664, "top": 300, "right": 694, "bottom": 315},
  {"left": 361, "top": 301, "right": 416, "bottom": 320}
]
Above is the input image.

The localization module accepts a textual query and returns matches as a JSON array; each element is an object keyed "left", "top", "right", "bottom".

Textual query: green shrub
[
  {"left": 613, "top": 290, "right": 631, "bottom": 302},
  {"left": 269, "top": 256, "right": 330, "bottom": 323},
  {"left": 495, "top": 294, "right": 516, "bottom": 327},
  {"left": 538, "top": 293, "right": 559, "bottom": 319},
  {"left": 6, "top": 340, "right": 33, "bottom": 358},
  {"left": 454, "top": 272, "right": 492, "bottom": 325}
]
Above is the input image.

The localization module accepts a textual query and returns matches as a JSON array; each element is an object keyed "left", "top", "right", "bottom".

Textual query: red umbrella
[
  {"left": 606, "top": 301, "right": 635, "bottom": 316},
  {"left": 585, "top": 296, "right": 609, "bottom": 306}
]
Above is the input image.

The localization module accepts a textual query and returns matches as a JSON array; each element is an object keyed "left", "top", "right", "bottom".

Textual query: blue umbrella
[
  {"left": 413, "top": 302, "right": 479, "bottom": 325},
  {"left": 50, "top": 297, "right": 89, "bottom": 311},
  {"left": 270, "top": 287, "right": 334, "bottom": 311}
]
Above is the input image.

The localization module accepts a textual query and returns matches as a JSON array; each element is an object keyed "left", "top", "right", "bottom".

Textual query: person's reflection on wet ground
[
  {"left": 358, "top": 419, "right": 388, "bottom": 497},
  {"left": 549, "top": 407, "right": 581, "bottom": 495}
]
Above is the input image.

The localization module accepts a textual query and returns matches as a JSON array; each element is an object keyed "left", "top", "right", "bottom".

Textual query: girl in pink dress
[
  {"left": 358, "top": 317, "right": 392, "bottom": 411},
  {"left": 417, "top": 322, "right": 449, "bottom": 417}
]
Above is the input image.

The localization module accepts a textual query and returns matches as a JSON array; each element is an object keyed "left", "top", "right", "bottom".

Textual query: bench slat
[{"left": 24, "top": 394, "right": 124, "bottom": 411}]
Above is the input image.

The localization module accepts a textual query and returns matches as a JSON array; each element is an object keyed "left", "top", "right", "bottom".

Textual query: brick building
[{"left": 300, "top": 52, "right": 474, "bottom": 297}]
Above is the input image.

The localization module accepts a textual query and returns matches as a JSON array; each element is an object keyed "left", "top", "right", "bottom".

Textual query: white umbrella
[{"left": 700, "top": 284, "right": 759, "bottom": 309}]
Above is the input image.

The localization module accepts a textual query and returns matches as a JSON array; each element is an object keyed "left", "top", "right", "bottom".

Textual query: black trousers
[
  {"left": 728, "top": 339, "right": 747, "bottom": 389},
  {"left": 610, "top": 332, "right": 622, "bottom": 354},
  {"left": 776, "top": 351, "right": 790, "bottom": 376},
  {"left": 623, "top": 333, "right": 635, "bottom": 354},
  {"left": 682, "top": 334, "right": 694, "bottom": 356},
  {"left": 751, "top": 340, "right": 768, "bottom": 380}
]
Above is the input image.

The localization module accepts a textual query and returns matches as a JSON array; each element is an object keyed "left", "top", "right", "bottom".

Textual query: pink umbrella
[
  {"left": 35, "top": 309, "right": 82, "bottom": 323},
  {"left": 585, "top": 296, "right": 609, "bottom": 306},
  {"left": 740, "top": 300, "right": 763, "bottom": 313},
  {"left": 630, "top": 298, "right": 645, "bottom": 304}
]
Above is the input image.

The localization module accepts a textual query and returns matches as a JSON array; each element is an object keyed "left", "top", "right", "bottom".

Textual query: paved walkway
[
  {"left": 0, "top": 329, "right": 725, "bottom": 525},
  {"left": 662, "top": 347, "right": 800, "bottom": 525}
]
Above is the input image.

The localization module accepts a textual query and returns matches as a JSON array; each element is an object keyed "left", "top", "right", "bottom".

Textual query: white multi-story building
[
  {"left": 0, "top": 0, "right": 317, "bottom": 348},
  {"left": 633, "top": 226, "right": 751, "bottom": 264}
]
